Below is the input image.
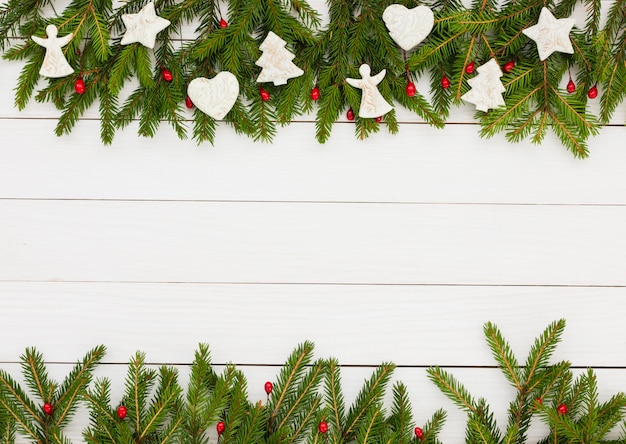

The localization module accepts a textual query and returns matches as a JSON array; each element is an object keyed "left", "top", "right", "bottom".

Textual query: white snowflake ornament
[
  {"left": 187, "top": 72, "right": 240, "bottom": 120},
  {"left": 120, "top": 2, "right": 170, "bottom": 49},
  {"left": 31, "top": 25, "right": 74, "bottom": 78},
  {"left": 522, "top": 8, "right": 575, "bottom": 61},
  {"left": 382, "top": 4, "right": 434, "bottom": 51},
  {"left": 256, "top": 31, "right": 304, "bottom": 86},
  {"left": 461, "top": 59, "right": 506, "bottom": 112},
  {"left": 346, "top": 64, "right": 393, "bottom": 118}
]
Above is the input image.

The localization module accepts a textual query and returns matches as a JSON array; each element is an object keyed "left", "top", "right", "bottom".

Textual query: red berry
[
  {"left": 346, "top": 108, "right": 355, "bottom": 121},
  {"left": 310, "top": 86, "right": 320, "bottom": 101},
  {"left": 414, "top": 427, "right": 424, "bottom": 440},
  {"left": 260, "top": 87, "right": 270, "bottom": 101},
  {"left": 588, "top": 85, "right": 598, "bottom": 99},
  {"left": 185, "top": 96, "right": 194, "bottom": 109},
  {"left": 43, "top": 403, "right": 53, "bottom": 416},
  {"left": 405, "top": 81, "right": 416, "bottom": 97},
  {"left": 441, "top": 76, "right": 450, "bottom": 89},
  {"left": 117, "top": 405, "right": 127, "bottom": 420},
  {"left": 503, "top": 61, "right": 515, "bottom": 73},
  {"left": 465, "top": 61, "right": 475, "bottom": 74},
  {"left": 161, "top": 68, "right": 173, "bottom": 83},
  {"left": 375, "top": 116, "right": 382, "bottom": 123},
  {"left": 536, "top": 398, "right": 543, "bottom": 405},
  {"left": 264, "top": 381, "right": 273, "bottom": 395},
  {"left": 220, "top": 18, "right": 227, "bottom": 28},
  {"left": 567, "top": 79, "right": 576, "bottom": 94},
  {"left": 216, "top": 421, "right": 225, "bottom": 435},
  {"left": 74, "top": 77, "right": 86, "bottom": 95},
  {"left": 318, "top": 421, "right": 328, "bottom": 434},
  {"left": 557, "top": 403, "right": 568, "bottom": 414}
]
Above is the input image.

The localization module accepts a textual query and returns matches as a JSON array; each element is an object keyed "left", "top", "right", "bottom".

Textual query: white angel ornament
[
  {"left": 31, "top": 25, "right": 74, "bottom": 78},
  {"left": 346, "top": 64, "right": 393, "bottom": 118}
]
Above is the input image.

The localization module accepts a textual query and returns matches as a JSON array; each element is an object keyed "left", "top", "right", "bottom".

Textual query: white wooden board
[{"left": 0, "top": 0, "right": 625, "bottom": 442}]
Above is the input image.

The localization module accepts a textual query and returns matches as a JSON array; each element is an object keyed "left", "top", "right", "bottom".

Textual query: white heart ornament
[
  {"left": 383, "top": 4, "right": 434, "bottom": 51},
  {"left": 187, "top": 72, "right": 239, "bottom": 120}
]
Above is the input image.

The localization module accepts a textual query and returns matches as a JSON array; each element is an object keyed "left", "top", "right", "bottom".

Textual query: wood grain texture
[
  {"left": 0, "top": 282, "right": 625, "bottom": 366},
  {"left": 1, "top": 119, "right": 626, "bottom": 204},
  {"left": 2, "top": 199, "right": 626, "bottom": 285}
]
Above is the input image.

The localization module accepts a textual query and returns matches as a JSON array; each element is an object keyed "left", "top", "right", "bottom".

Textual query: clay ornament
[
  {"left": 383, "top": 4, "right": 434, "bottom": 51},
  {"left": 461, "top": 59, "right": 506, "bottom": 112},
  {"left": 522, "top": 7, "right": 575, "bottom": 61},
  {"left": 120, "top": 2, "right": 171, "bottom": 49},
  {"left": 31, "top": 25, "right": 74, "bottom": 78},
  {"left": 187, "top": 72, "right": 240, "bottom": 120},
  {"left": 346, "top": 64, "right": 393, "bottom": 118},
  {"left": 256, "top": 31, "right": 304, "bottom": 86}
]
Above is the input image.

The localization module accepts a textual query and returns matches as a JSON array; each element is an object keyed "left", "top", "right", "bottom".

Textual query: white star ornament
[
  {"left": 522, "top": 8, "right": 575, "bottom": 61},
  {"left": 120, "top": 2, "right": 171, "bottom": 49}
]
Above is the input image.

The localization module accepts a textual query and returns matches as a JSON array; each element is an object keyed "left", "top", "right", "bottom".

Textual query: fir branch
[
  {"left": 343, "top": 363, "right": 395, "bottom": 440},
  {"left": 484, "top": 322, "right": 523, "bottom": 391},
  {"left": 387, "top": 382, "right": 414, "bottom": 444},
  {"left": 427, "top": 367, "right": 477, "bottom": 414}
]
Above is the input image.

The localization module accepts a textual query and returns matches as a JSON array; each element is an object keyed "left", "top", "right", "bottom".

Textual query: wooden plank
[
  {"left": 1, "top": 362, "right": 623, "bottom": 443},
  {"left": 1, "top": 119, "right": 625, "bottom": 204},
  {"left": 0, "top": 282, "right": 624, "bottom": 366},
  {"left": 2, "top": 200, "right": 626, "bottom": 286}
]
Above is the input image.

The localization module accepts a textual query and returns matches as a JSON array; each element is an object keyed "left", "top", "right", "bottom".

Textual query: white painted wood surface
[{"left": 0, "top": 0, "right": 625, "bottom": 442}]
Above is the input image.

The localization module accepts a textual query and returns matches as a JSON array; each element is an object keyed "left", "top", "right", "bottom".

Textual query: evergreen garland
[
  {"left": 0, "top": 321, "right": 626, "bottom": 443},
  {"left": 0, "top": 0, "right": 624, "bottom": 157}
]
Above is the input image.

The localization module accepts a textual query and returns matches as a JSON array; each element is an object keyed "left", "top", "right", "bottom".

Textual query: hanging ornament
[
  {"left": 465, "top": 61, "right": 475, "bottom": 74},
  {"left": 256, "top": 31, "right": 304, "bottom": 86},
  {"left": 187, "top": 72, "right": 240, "bottom": 120},
  {"left": 259, "top": 87, "right": 271, "bottom": 101},
  {"left": 43, "top": 403, "right": 53, "bottom": 415},
  {"left": 161, "top": 68, "right": 173, "bottom": 82},
  {"left": 31, "top": 25, "right": 74, "bottom": 78},
  {"left": 219, "top": 18, "right": 228, "bottom": 29},
  {"left": 522, "top": 8, "right": 575, "bottom": 61},
  {"left": 310, "top": 86, "right": 320, "bottom": 101},
  {"left": 461, "top": 58, "right": 506, "bottom": 112},
  {"left": 185, "top": 96, "right": 193, "bottom": 109},
  {"left": 120, "top": 2, "right": 171, "bottom": 49},
  {"left": 557, "top": 403, "right": 568, "bottom": 414},
  {"left": 382, "top": 4, "right": 434, "bottom": 51},
  {"left": 216, "top": 421, "right": 225, "bottom": 435},
  {"left": 503, "top": 61, "right": 515, "bottom": 73},
  {"left": 264, "top": 381, "right": 273, "bottom": 395},
  {"left": 74, "top": 77, "right": 86, "bottom": 95},
  {"left": 318, "top": 421, "right": 328, "bottom": 434},
  {"left": 346, "top": 64, "right": 393, "bottom": 118},
  {"left": 441, "top": 76, "right": 450, "bottom": 89},
  {"left": 567, "top": 78, "right": 576, "bottom": 93},
  {"left": 117, "top": 405, "right": 127, "bottom": 419},
  {"left": 414, "top": 427, "right": 424, "bottom": 440},
  {"left": 405, "top": 81, "right": 416, "bottom": 97},
  {"left": 346, "top": 108, "right": 355, "bottom": 121},
  {"left": 588, "top": 85, "right": 598, "bottom": 99}
]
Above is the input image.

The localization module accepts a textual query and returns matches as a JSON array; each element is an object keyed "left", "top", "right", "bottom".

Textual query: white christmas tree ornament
[
  {"left": 346, "top": 64, "right": 394, "bottom": 118},
  {"left": 187, "top": 72, "right": 240, "bottom": 120},
  {"left": 256, "top": 31, "right": 304, "bottom": 86},
  {"left": 522, "top": 7, "right": 575, "bottom": 61},
  {"left": 120, "top": 2, "right": 171, "bottom": 49},
  {"left": 382, "top": 4, "right": 434, "bottom": 51},
  {"left": 31, "top": 25, "right": 74, "bottom": 78},
  {"left": 461, "top": 58, "right": 506, "bottom": 112}
]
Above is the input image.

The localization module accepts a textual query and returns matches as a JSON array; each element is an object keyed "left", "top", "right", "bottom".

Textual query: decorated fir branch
[
  {"left": 1, "top": 0, "right": 625, "bottom": 156},
  {"left": 0, "top": 345, "right": 106, "bottom": 444},
  {"left": 1, "top": 321, "right": 626, "bottom": 443}
]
